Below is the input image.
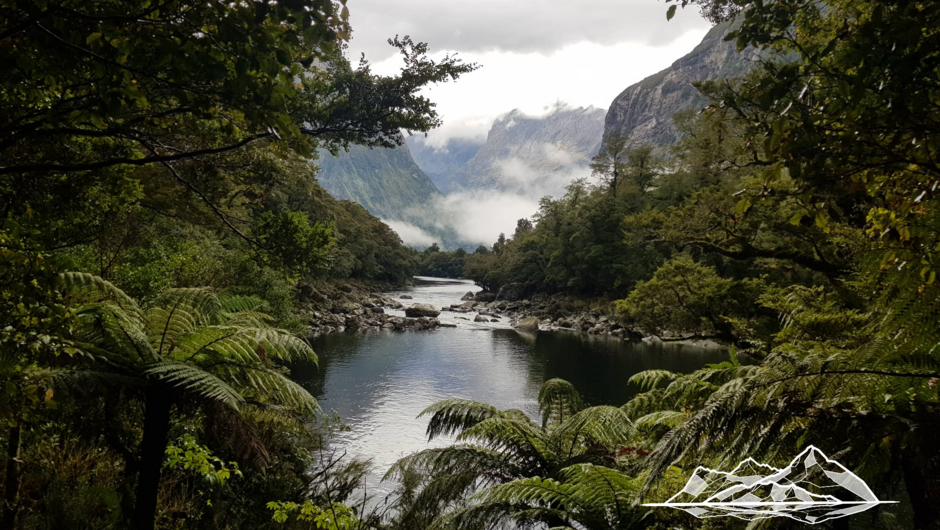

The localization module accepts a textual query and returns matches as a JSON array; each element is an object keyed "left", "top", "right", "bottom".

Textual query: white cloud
[
  {"left": 402, "top": 190, "right": 540, "bottom": 246},
  {"left": 381, "top": 219, "right": 440, "bottom": 247},
  {"left": 365, "top": 30, "right": 709, "bottom": 144},
  {"left": 346, "top": 0, "right": 711, "bottom": 62}
]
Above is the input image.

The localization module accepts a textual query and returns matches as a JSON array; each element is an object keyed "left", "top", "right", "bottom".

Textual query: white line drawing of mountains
[{"left": 644, "top": 446, "right": 897, "bottom": 524}]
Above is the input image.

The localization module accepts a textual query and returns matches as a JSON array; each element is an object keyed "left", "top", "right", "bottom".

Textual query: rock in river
[
  {"left": 405, "top": 303, "right": 441, "bottom": 318},
  {"left": 513, "top": 316, "right": 540, "bottom": 331}
]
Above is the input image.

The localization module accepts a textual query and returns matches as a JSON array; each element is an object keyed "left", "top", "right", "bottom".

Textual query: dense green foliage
[
  {"left": 393, "top": 1, "right": 940, "bottom": 529},
  {"left": 4, "top": 0, "right": 940, "bottom": 528},
  {"left": 0, "top": 0, "right": 475, "bottom": 528}
]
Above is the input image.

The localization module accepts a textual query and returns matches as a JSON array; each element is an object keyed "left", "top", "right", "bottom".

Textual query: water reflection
[{"left": 296, "top": 324, "right": 726, "bottom": 498}]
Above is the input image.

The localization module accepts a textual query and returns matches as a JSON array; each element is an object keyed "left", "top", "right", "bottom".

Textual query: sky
[
  {"left": 344, "top": 0, "right": 712, "bottom": 146},
  {"left": 339, "top": 1, "right": 713, "bottom": 247}
]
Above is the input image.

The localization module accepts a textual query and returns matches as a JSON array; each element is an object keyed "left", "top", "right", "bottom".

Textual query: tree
[
  {"left": 1, "top": 0, "right": 477, "bottom": 255},
  {"left": 0, "top": 0, "right": 349, "bottom": 176},
  {"left": 385, "top": 379, "right": 638, "bottom": 530},
  {"left": 0, "top": 229, "right": 74, "bottom": 529},
  {"left": 590, "top": 133, "right": 629, "bottom": 197},
  {"left": 617, "top": 254, "right": 739, "bottom": 340},
  {"left": 667, "top": 0, "right": 940, "bottom": 288},
  {"left": 58, "top": 275, "right": 319, "bottom": 530}
]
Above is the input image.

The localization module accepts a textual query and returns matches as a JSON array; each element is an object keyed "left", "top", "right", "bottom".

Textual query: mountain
[
  {"left": 659, "top": 446, "right": 884, "bottom": 525},
  {"left": 314, "top": 143, "right": 442, "bottom": 223},
  {"left": 604, "top": 19, "right": 758, "bottom": 149},
  {"left": 405, "top": 135, "right": 484, "bottom": 194},
  {"left": 450, "top": 104, "right": 606, "bottom": 197}
]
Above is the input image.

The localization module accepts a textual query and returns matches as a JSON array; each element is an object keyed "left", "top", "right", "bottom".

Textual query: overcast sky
[{"left": 344, "top": 0, "right": 712, "bottom": 145}]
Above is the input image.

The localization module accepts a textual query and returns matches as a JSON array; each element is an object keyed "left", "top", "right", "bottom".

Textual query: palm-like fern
[
  {"left": 385, "top": 378, "right": 639, "bottom": 530},
  {"left": 435, "top": 464, "right": 643, "bottom": 530},
  {"left": 55, "top": 273, "right": 319, "bottom": 530},
  {"left": 623, "top": 283, "right": 940, "bottom": 524}
]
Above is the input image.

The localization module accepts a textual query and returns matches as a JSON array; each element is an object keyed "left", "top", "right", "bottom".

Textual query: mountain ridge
[{"left": 603, "top": 19, "right": 758, "bottom": 149}]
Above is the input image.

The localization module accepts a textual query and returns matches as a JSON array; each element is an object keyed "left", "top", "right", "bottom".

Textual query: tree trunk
[
  {"left": 130, "top": 391, "right": 173, "bottom": 530},
  {"left": 1, "top": 424, "right": 21, "bottom": 530}
]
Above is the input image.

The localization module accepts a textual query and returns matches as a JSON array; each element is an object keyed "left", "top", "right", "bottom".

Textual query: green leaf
[{"left": 666, "top": 5, "right": 677, "bottom": 21}]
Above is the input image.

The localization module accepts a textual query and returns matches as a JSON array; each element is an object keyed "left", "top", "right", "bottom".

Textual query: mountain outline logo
[{"left": 643, "top": 446, "right": 897, "bottom": 524}]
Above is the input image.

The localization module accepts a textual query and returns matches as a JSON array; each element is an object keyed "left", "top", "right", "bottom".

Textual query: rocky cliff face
[
  {"left": 315, "top": 143, "right": 442, "bottom": 221},
  {"left": 451, "top": 104, "right": 606, "bottom": 197},
  {"left": 604, "top": 20, "right": 757, "bottom": 149}
]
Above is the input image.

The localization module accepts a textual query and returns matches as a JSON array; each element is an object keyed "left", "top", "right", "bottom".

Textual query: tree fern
[
  {"left": 419, "top": 399, "right": 503, "bottom": 440},
  {"left": 391, "top": 379, "right": 643, "bottom": 530},
  {"left": 55, "top": 273, "right": 322, "bottom": 527},
  {"left": 538, "top": 378, "right": 584, "bottom": 427}
]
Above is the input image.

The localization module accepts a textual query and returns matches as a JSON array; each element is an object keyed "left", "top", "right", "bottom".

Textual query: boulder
[
  {"left": 405, "top": 303, "right": 440, "bottom": 318},
  {"left": 496, "top": 282, "right": 526, "bottom": 302},
  {"left": 400, "top": 294, "right": 413, "bottom": 300},
  {"left": 490, "top": 318, "right": 500, "bottom": 323},
  {"left": 474, "top": 314, "right": 489, "bottom": 323},
  {"left": 333, "top": 301, "right": 361, "bottom": 314},
  {"left": 474, "top": 291, "right": 497, "bottom": 302},
  {"left": 461, "top": 291, "right": 476, "bottom": 301},
  {"left": 370, "top": 307, "right": 384, "bottom": 314},
  {"left": 514, "top": 317, "right": 540, "bottom": 331},
  {"left": 556, "top": 318, "right": 574, "bottom": 329},
  {"left": 338, "top": 284, "right": 353, "bottom": 293}
]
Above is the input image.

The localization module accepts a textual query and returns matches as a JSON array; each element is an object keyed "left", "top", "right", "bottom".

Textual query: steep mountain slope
[
  {"left": 314, "top": 143, "right": 442, "bottom": 221},
  {"left": 404, "top": 135, "right": 483, "bottom": 193},
  {"left": 451, "top": 104, "right": 606, "bottom": 197},
  {"left": 604, "top": 19, "right": 757, "bottom": 148}
]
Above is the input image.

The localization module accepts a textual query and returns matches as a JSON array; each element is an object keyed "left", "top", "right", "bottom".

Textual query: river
[{"left": 293, "top": 276, "right": 727, "bottom": 502}]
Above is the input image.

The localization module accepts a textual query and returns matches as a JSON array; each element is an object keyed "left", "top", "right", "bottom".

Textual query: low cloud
[
  {"left": 381, "top": 219, "right": 440, "bottom": 248},
  {"left": 418, "top": 190, "right": 541, "bottom": 246},
  {"left": 493, "top": 147, "right": 593, "bottom": 198}
]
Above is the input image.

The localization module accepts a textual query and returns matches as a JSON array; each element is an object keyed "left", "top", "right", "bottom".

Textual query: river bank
[
  {"left": 297, "top": 277, "right": 730, "bottom": 501},
  {"left": 301, "top": 277, "right": 723, "bottom": 349}
]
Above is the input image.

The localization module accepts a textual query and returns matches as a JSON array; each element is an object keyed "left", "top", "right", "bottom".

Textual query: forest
[{"left": 3, "top": 0, "right": 940, "bottom": 529}]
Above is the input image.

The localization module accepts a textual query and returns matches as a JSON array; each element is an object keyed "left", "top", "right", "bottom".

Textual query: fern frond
[
  {"left": 628, "top": 369, "right": 678, "bottom": 391},
  {"left": 634, "top": 410, "right": 688, "bottom": 431},
  {"left": 538, "top": 378, "right": 584, "bottom": 427},
  {"left": 457, "top": 417, "right": 553, "bottom": 466},
  {"left": 172, "top": 326, "right": 316, "bottom": 365},
  {"left": 419, "top": 399, "right": 503, "bottom": 440},
  {"left": 58, "top": 272, "right": 142, "bottom": 322},
  {"left": 144, "top": 361, "right": 244, "bottom": 410},
  {"left": 73, "top": 302, "right": 156, "bottom": 364},
  {"left": 552, "top": 406, "right": 636, "bottom": 457},
  {"left": 218, "top": 293, "right": 271, "bottom": 314},
  {"left": 218, "top": 365, "right": 318, "bottom": 415},
  {"left": 222, "top": 311, "right": 275, "bottom": 328}
]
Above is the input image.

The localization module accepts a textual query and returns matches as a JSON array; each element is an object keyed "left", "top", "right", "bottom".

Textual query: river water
[{"left": 293, "top": 276, "right": 727, "bottom": 501}]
